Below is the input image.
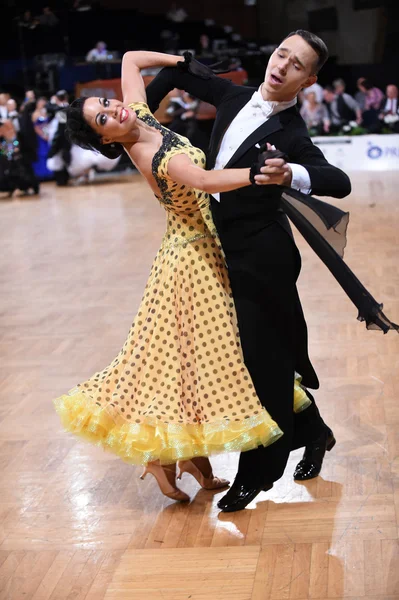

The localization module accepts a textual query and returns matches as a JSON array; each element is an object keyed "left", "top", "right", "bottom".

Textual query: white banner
[{"left": 312, "top": 134, "right": 399, "bottom": 171}]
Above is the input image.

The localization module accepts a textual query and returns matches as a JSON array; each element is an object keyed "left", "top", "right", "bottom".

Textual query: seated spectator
[
  {"left": 0, "top": 93, "right": 10, "bottom": 120},
  {"left": 300, "top": 91, "right": 330, "bottom": 135},
  {"left": 380, "top": 84, "right": 398, "bottom": 116},
  {"left": 166, "top": 90, "right": 199, "bottom": 139},
  {"left": 379, "top": 84, "right": 399, "bottom": 132},
  {"left": 363, "top": 79, "right": 384, "bottom": 111},
  {"left": 6, "top": 99, "right": 20, "bottom": 132},
  {"left": 0, "top": 118, "right": 39, "bottom": 198},
  {"left": 19, "top": 90, "right": 36, "bottom": 114},
  {"left": 302, "top": 81, "right": 324, "bottom": 104},
  {"left": 197, "top": 33, "right": 212, "bottom": 56},
  {"left": 31, "top": 97, "right": 53, "bottom": 180},
  {"left": 167, "top": 3, "right": 188, "bottom": 23},
  {"left": 86, "top": 41, "right": 110, "bottom": 62},
  {"left": 323, "top": 85, "right": 359, "bottom": 132},
  {"left": 333, "top": 78, "right": 362, "bottom": 125},
  {"left": 361, "top": 79, "right": 384, "bottom": 131},
  {"left": 355, "top": 77, "right": 367, "bottom": 111},
  {"left": 18, "top": 9, "right": 39, "bottom": 30},
  {"left": 38, "top": 6, "right": 59, "bottom": 28}
]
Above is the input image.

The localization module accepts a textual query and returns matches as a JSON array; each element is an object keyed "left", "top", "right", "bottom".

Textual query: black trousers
[{"left": 220, "top": 221, "right": 325, "bottom": 486}]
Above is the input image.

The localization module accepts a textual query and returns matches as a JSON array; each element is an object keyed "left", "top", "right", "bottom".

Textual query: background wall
[
  {"left": 100, "top": 0, "right": 258, "bottom": 38},
  {"left": 257, "top": 0, "right": 384, "bottom": 64}
]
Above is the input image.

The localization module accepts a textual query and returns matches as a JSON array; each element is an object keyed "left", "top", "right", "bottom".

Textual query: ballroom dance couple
[{"left": 54, "top": 30, "right": 398, "bottom": 512}]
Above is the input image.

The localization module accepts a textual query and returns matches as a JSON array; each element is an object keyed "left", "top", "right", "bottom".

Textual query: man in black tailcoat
[{"left": 147, "top": 30, "right": 351, "bottom": 512}]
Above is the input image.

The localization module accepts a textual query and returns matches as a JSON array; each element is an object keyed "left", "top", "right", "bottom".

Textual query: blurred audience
[
  {"left": 31, "top": 97, "right": 53, "bottom": 180},
  {"left": 73, "top": 0, "right": 95, "bottom": 11},
  {"left": 197, "top": 33, "right": 212, "bottom": 56},
  {"left": 363, "top": 79, "right": 384, "bottom": 111},
  {"left": 167, "top": 90, "right": 199, "bottom": 140},
  {"left": 362, "top": 79, "right": 385, "bottom": 131},
  {"left": 379, "top": 84, "right": 399, "bottom": 132},
  {"left": 355, "top": 77, "right": 367, "bottom": 111},
  {"left": 323, "top": 85, "right": 358, "bottom": 133},
  {"left": 381, "top": 84, "right": 398, "bottom": 116},
  {"left": 0, "top": 118, "right": 39, "bottom": 198},
  {"left": 6, "top": 99, "right": 20, "bottom": 132},
  {"left": 333, "top": 78, "right": 362, "bottom": 125},
  {"left": 86, "top": 40, "right": 109, "bottom": 62},
  {"left": 167, "top": 3, "right": 188, "bottom": 23},
  {"left": 18, "top": 9, "right": 39, "bottom": 30},
  {"left": 38, "top": 6, "right": 59, "bottom": 28},
  {"left": 302, "top": 81, "right": 324, "bottom": 104},
  {"left": 20, "top": 90, "right": 36, "bottom": 114},
  {"left": 0, "top": 93, "right": 10, "bottom": 120},
  {"left": 300, "top": 91, "right": 330, "bottom": 135}
]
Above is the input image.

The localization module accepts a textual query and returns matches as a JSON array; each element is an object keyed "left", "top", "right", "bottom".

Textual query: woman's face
[
  {"left": 37, "top": 98, "right": 47, "bottom": 110},
  {"left": 307, "top": 92, "right": 317, "bottom": 104},
  {"left": 83, "top": 97, "right": 138, "bottom": 144}
]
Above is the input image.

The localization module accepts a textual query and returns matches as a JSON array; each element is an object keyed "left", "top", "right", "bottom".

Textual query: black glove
[
  {"left": 249, "top": 146, "right": 289, "bottom": 185},
  {"left": 177, "top": 51, "right": 231, "bottom": 79}
]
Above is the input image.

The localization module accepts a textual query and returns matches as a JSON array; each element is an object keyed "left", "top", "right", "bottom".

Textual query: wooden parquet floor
[{"left": 0, "top": 171, "right": 398, "bottom": 600}]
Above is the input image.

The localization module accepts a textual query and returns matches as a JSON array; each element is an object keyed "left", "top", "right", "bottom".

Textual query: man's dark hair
[
  {"left": 282, "top": 29, "right": 329, "bottom": 73},
  {"left": 66, "top": 97, "right": 123, "bottom": 159},
  {"left": 324, "top": 85, "right": 334, "bottom": 93}
]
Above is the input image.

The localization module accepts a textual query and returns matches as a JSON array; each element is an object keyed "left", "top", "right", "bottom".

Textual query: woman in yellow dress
[{"left": 55, "top": 50, "right": 310, "bottom": 503}]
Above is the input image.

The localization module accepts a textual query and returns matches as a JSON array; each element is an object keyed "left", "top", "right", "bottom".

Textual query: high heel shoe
[
  {"left": 177, "top": 457, "right": 229, "bottom": 490},
  {"left": 140, "top": 461, "right": 190, "bottom": 502}
]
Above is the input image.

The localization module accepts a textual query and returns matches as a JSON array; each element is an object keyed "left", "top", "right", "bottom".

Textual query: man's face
[
  {"left": 386, "top": 85, "right": 398, "bottom": 99},
  {"left": 263, "top": 35, "right": 318, "bottom": 101},
  {"left": 323, "top": 89, "right": 335, "bottom": 104},
  {"left": 6, "top": 99, "right": 17, "bottom": 112}
]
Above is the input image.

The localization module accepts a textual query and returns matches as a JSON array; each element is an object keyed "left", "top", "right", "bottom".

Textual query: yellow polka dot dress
[{"left": 54, "top": 102, "right": 310, "bottom": 465}]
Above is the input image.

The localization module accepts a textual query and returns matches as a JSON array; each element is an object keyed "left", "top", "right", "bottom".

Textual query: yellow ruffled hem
[
  {"left": 293, "top": 375, "right": 312, "bottom": 413},
  {"left": 54, "top": 390, "right": 284, "bottom": 466}
]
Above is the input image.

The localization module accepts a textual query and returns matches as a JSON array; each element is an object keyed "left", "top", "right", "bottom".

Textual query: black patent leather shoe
[
  {"left": 293, "top": 426, "right": 336, "bottom": 481},
  {"left": 217, "top": 480, "right": 273, "bottom": 512}
]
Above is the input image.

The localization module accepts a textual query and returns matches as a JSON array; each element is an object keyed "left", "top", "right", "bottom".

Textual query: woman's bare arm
[
  {"left": 122, "top": 51, "right": 184, "bottom": 105},
  {"left": 167, "top": 153, "right": 252, "bottom": 194}
]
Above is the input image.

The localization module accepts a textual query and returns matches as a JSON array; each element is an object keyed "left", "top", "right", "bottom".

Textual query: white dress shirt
[
  {"left": 212, "top": 86, "right": 311, "bottom": 201},
  {"left": 383, "top": 97, "right": 398, "bottom": 114}
]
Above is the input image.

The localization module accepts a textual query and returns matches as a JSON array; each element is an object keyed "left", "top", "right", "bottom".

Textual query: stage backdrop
[{"left": 313, "top": 135, "right": 399, "bottom": 171}]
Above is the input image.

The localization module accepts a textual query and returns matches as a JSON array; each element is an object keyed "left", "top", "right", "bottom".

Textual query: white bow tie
[{"left": 250, "top": 92, "right": 277, "bottom": 118}]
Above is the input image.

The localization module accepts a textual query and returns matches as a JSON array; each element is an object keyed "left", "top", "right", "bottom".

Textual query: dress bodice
[{"left": 129, "top": 102, "right": 217, "bottom": 248}]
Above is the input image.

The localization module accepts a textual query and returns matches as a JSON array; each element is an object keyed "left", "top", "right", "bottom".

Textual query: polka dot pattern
[{"left": 55, "top": 103, "right": 310, "bottom": 464}]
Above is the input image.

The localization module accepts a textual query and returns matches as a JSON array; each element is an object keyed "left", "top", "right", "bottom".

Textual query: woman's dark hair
[
  {"left": 283, "top": 29, "right": 329, "bottom": 73},
  {"left": 65, "top": 97, "right": 124, "bottom": 159}
]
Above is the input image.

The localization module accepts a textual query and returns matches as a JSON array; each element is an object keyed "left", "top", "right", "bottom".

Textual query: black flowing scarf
[{"left": 279, "top": 187, "right": 398, "bottom": 334}]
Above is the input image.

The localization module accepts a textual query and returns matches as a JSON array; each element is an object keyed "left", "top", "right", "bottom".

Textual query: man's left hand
[
  {"left": 254, "top": 158, "right": 293, "bottom": 186},
  {"left": 253, "top": 142, "right": 292, "bottom": 186}
]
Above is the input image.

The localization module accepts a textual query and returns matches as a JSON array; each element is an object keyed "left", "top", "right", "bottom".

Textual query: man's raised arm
[{"left": 146, "top": 54, "right": 232, "bottom": 114}]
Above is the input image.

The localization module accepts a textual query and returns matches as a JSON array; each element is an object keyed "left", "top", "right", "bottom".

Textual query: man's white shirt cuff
[{"left": 289, "top": 163, "right": 311, "bottom": 194}]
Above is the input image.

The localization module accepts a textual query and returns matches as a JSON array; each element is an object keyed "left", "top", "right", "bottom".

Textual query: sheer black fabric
[{"left": 280, "top": 187, "right": 398, "bottom": 334}]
